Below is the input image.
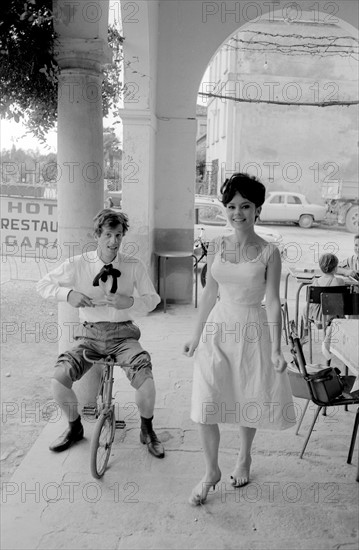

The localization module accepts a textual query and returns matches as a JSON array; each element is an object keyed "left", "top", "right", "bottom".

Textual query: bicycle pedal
[
  {"left": 115, "top": 420, "right": 126, "bottom": 429},
  {"left": 82, "top": 406, "right": 98, "bottom": 418}
]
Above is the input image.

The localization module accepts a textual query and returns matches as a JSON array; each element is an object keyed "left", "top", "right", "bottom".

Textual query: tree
[
  {"left": 103, "top": 127, "right": 122, "bottom": 190},
  {"left": 1, "top": 145, "right": 58, "bottom": 184},
  {"left": 0, "top": 0, "right": 124, "bottom": 142}
]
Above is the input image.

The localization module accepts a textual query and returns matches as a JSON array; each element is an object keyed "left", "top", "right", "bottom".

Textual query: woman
[{"left": 184, "top": 173, "right": 295, "bottom": 506}]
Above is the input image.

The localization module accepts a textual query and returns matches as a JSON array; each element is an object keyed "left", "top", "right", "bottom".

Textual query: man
[
  {"left": 36, "top": 209, "right": 164, "bottom": 459},
  {"left": 337, "top": 233, "right": 359, "bottom": 280}
]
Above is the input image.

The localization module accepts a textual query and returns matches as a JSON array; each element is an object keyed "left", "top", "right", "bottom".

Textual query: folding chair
[
  {"left": 321, "top": 291, "right": 359, "bottom": 328},
  {"left": 303, "top": 285, "right": 352, "bottom": 363},
  {"left": 280, "top": 272, "right": 291, "bottom": 345},
  {"left": 288, "top": 323, "right": 359, "bottom": 479}
]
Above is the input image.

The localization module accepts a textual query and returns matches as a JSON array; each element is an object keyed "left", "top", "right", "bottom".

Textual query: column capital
[
  {"left": 55, "top": 37, "right": 112, "bottom": 73},
  {"left": 118, "top": 108, "right": 157, "bottom": 131}
]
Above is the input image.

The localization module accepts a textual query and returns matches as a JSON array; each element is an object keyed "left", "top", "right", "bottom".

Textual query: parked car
[
  {"left": 104, "top": 190, "right": 122, "bottom": 209},
  {"left": 194, "top": 195, "right": 284, "bottom": 248},
  {"left": 258, "top": 192, "right": 327, "bottom": 228}
]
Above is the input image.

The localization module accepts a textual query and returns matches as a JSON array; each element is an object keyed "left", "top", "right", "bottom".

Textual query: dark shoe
[
  {"left": 49, "top": 424, "right": 84, "bottom": 453},
  {"left": 140, "top": 429, "right": 165, "bottom": 459}
]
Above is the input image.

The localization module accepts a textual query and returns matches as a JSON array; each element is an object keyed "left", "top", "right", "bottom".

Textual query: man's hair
[
  {"left": 93, "top": 209, "right": 129, "bottom": 237},
  {"left": 220, "top": 172, "right": 266, "bottom": 208},
  {"left": 318, "top": 253, "right": 339, "bottom": 274}
]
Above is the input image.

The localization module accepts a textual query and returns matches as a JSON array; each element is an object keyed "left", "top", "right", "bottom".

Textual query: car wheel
[
  {"left": 345, "top": 205, "right": 359, "bottom": 233},
  {"left": 299, "top": 214, "right": 313, "bottom": 228}
]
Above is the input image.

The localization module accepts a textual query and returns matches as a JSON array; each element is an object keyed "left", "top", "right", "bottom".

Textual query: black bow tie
[{"left": 93, "top": 264, "right": 121, "bottom": 293}]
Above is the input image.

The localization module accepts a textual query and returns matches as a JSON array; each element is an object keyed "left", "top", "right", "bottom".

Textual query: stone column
[
  {"left": 55, "top": 34, "right": 111, "bottom": 411},
  {"left": 119, "top": 109, "right": 157, "bottom": 272},
  {"left": 119, "top": 0, "right": 158, "bottom": 277},
  {"left": 154, "top": 117, "right": 197, "bottom": 304}
]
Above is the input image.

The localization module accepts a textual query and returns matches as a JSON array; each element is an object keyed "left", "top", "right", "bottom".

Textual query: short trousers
[{"left": 53, "top": 321, "right": 153, "bottom": 390}]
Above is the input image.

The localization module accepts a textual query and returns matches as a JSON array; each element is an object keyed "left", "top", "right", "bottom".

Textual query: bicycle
[
  {"left": 194, "top": 228, "right": 209, "bottom": 288},
  {"left": 82, "top": 350, "right": 126, "bottom": 479}
]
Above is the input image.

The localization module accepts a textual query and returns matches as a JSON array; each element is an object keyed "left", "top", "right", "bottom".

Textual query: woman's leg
[
  {"left": 189, "top": 423, "right": 221, "bottom": 505},
  {"left": 230, "top": 426, "right": 256, "bottom": 487}
]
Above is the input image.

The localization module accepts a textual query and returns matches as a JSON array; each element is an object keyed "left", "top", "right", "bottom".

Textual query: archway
[
  {"left": 120, "top": 0, "right": 358, "bottom": 303},
  {"left": 198, "top": 9, "right": 358, "bottom": 207}
]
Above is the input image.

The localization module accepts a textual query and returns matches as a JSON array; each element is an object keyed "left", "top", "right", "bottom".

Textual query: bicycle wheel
[{"left": 90, "top": 410, "right": 115, "bottom": 479}]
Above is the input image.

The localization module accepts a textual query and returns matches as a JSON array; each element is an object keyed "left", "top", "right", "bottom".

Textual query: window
[
  {"left": 197, "top": 205, "right": 226, "bottom": 226},
  {"left": 222, "top": 102, "right": 227, "bottom": 138},
  {"left": 270, "top": 195, "right": 284, "bottom": 204},
  {"left": 215, "top": 109, "right": 220, "bottom": 142},
  {"left": 287, "top": 195, "right": 302, "bottom": 205}
]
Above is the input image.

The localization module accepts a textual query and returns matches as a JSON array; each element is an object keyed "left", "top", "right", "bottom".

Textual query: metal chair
[
  {"left": 155, "top": 250, "right": 199, "bottom": 313},
  {"left": 302, "top": 285, "right": 352, "bottom": 362},
  {"left": 288, "top": 323, "right": 359, "bottom": 479},
  {"left": 321, "top": 291, "right": 359, "bottom": 328}
]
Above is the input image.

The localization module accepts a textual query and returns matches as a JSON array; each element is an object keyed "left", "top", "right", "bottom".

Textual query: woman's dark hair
[
  {"left": 93, "top": 209, "right": 129, "bottom": 237},
  {"left": 220, "top": 173, "right": 266, "bottom": 208},
  {"left": 319, "top": 253, "right": 338, "bottom": 274}
]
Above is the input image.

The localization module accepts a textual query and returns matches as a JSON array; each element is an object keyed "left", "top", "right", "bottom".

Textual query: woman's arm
[
  {"left": 184, "top": 241, "right": 219, "bottom": 356},
  {"left": 264, "top": 246, "right": 287, "bottom": 372}
]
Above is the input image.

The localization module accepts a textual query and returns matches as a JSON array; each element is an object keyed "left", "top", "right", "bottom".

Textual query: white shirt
[
  {"left": 36, "top": 250, "right": 160, "bottom": 323},
  {"left": 339, "top": 254, "right": 359, "bottom": 272}
]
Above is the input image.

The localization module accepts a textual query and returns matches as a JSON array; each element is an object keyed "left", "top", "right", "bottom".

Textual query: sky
[
  {"left": 0, "top": 113, "right": 123, "bottom": 155},
  {"left": 0, "top": 118, "right": 57, "bottom": 154}
]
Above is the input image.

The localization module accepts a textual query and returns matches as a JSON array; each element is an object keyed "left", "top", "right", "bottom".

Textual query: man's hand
[
  {"left": 348, "top": 270, "right": 359, "bottom": 280},
  {"left": 103, "top": 294, "right": 134, "bottom": 309},
  {"left": 338, "top": 267, "right": 359, "bottom": 279},
  {"left": 67, "top": 290, "right": 94, "bottom": 308}
]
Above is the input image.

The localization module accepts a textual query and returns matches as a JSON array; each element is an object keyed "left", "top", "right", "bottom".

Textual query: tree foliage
[
  {"left": 0, "top": 0, "right": 124, "bottom": 142},
  {"left": 1, "top": 145, "right": 58, "bottom": 183}
]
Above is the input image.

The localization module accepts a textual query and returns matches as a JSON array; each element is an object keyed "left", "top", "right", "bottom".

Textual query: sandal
[{"left": 188, "top": 473, "right": 221, "bottom": 506}]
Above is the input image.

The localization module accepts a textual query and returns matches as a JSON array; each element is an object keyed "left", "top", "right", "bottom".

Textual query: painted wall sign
[{"left": 1, "top": 196, "right": 58, "bottom": 256}]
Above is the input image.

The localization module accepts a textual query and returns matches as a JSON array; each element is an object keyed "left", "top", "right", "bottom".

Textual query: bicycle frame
[
  {"left": 194, "top": 230, "right": 209, "bottom": 263},
  {"left": 98, "top": 359, "right": 115, "bottom": 415}
]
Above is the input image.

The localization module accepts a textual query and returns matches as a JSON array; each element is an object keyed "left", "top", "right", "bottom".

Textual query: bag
[
  {"left": 288, "top": 363, "right": 344, "bottom": 403},
  {"left": 307, "top": 367, "right": 344, "bottom": 402}
]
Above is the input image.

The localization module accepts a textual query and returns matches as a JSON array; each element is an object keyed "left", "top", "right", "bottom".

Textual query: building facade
[{"left": 204, "top": 18, "right": 358, "bottom": 203}]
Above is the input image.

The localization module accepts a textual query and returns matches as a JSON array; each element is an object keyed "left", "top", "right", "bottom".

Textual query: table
[
  {"left": 330, "top": 319, "right": 359, "bottom": 483},
  {"left": 155, "top": 251, "right": 198, "bottom": 313},
  {"left": 329, "top": 319, "right": 359, "bottom": 380}
]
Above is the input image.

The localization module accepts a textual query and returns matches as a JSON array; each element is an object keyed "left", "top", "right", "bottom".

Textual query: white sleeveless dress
[{"left": 191, "top": 237, "right": 295, "bottom": 430}]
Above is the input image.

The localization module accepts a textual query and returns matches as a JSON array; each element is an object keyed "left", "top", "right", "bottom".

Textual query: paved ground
[{"left": 1, "top": 255, "right": 358, "bottom": 550}]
